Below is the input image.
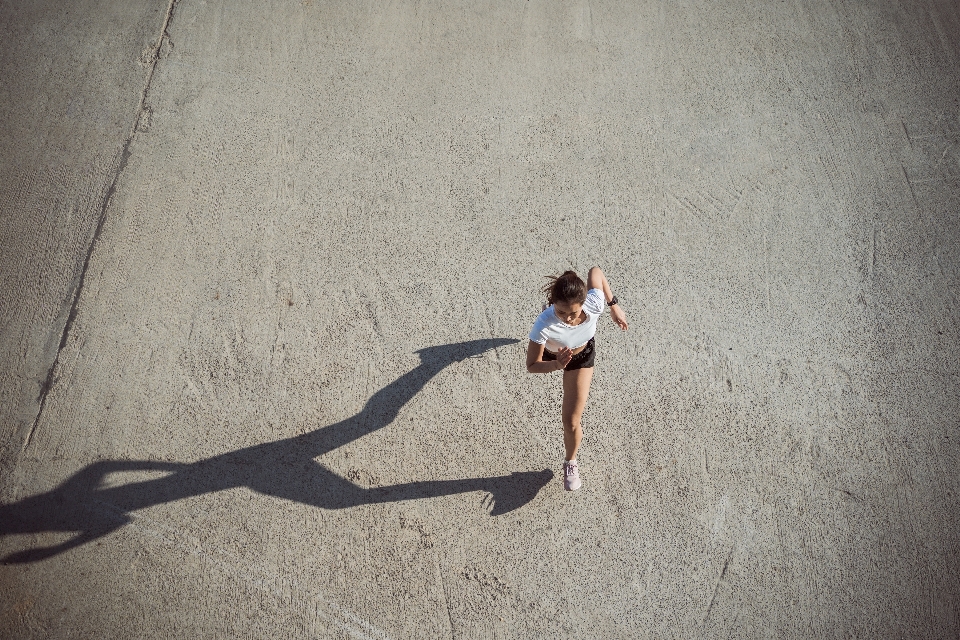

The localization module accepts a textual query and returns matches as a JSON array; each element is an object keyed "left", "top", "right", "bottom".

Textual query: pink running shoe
[{"left": 563, "top": 460, "right": 582, "bottom": 491}]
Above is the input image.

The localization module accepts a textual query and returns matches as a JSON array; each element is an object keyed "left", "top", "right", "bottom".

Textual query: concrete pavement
[{"left": 2, "top": 0, "right": 959, "bottom": 637}]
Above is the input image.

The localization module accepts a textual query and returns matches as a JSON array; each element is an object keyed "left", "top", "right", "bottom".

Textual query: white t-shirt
[{"left": 528, "top": 288, "right": 605, "bottom": 352}]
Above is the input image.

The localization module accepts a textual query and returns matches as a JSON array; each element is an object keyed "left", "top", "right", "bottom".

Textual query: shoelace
[{"left": 565, "top": 462, "right": 578, "bottom": 477}]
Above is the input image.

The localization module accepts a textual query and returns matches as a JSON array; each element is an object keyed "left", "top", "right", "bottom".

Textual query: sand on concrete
[{"left": 2, "top": 0, "right": 959, "bottom": 637}]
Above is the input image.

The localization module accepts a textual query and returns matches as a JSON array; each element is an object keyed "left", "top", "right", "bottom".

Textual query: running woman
[{"left": 526, "top": 267, "right": 628, "bottom": 491}]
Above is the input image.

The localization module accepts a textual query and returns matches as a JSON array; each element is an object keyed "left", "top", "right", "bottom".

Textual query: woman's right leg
[{"left": 561, "top": 366, "right": 594, "bottom": 461}]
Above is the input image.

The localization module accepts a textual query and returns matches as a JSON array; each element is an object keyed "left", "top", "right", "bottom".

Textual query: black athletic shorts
[{"left": 543, "top": 337, "right": 595, "bottom": 371}]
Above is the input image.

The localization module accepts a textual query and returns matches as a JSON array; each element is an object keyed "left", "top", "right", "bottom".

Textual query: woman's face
[{"left": 553, "top": 300, "right": 584, "bottom": 324}]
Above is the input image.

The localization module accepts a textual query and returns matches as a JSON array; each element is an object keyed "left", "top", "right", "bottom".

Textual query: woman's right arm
[{"left": 526, "top": 341, "right": 572, "bottom": 373}]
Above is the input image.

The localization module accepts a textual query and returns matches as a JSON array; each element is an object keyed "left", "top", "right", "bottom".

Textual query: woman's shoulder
[
  {"left": 532, "top": 305, "right": 556, "bottom": 327},
  {"left": 583, "top": 288, "right": 605, "bottom": 315},
  {"left": 529, "top": 306, "right": 558, "bottom": 342}
]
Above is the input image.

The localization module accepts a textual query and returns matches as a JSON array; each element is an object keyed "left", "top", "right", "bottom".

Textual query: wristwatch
[{"left": 607, "top": 296, "right": 618, "bottom": 307}]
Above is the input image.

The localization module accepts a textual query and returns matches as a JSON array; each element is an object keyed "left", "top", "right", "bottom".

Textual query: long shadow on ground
[{"left": 1, "top": 338, "right": 552, "bottom": 563}]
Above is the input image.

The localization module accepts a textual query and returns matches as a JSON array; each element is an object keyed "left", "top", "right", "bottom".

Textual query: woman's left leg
[{"left": 561, "top": 366, "right": 594, "bottom": 461}]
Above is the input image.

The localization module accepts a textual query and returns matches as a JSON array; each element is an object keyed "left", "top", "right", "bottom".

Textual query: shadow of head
[
  {"left": 415, "top": 338, "right": 519, "bottom": 365},
  {"left": 0, "top": 460, "right": 183, "bottom": 564}
]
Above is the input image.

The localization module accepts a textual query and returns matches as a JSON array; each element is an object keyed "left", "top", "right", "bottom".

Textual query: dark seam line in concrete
[
  {"left": 701, "top": 545, "right": 734, "bottom": 627},
  {"left": 22, "top": 0, "right": 182, "bottom": 452}
]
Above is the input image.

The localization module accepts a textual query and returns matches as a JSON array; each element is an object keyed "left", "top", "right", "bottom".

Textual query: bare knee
[{"left": 563, "top": 414, "right": 582, "bottom": 433}]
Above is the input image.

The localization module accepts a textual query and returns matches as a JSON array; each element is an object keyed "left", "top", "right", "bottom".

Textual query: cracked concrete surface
[
  {"left": 1, "top": 0, "right": 959, "bottom": 637},
  {"left": 23, "top": 0, "right": 182, "bottom": 450}
]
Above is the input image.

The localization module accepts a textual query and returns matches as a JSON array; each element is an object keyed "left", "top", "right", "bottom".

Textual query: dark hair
[{"left": 543, "top": 270, "right": 587, "bottom": 305}]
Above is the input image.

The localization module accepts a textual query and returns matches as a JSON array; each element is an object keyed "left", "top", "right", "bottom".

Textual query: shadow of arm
[{"left": 271, "top": 465, "right": 553, "bottom": 516}]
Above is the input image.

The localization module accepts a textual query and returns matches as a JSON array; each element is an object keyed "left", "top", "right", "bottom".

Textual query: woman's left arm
[{"left": 588, "top": 266, "right": 628, "bottom": 331}]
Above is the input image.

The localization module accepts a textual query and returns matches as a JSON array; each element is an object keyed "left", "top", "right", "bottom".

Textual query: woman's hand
[
  {"left": 611, "top": 305, "right": 628, "bottom": 330},
  {"left": 525, "top": 341, "right": 573, "bottom": 373}
]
